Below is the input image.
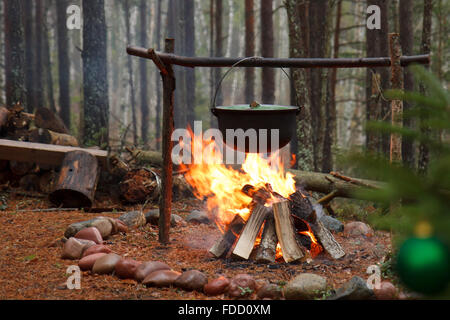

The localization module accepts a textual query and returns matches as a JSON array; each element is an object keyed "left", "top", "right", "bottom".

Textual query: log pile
[
  {"left": 0, "top": 104, "right": 79, "bottom": 193},
  {"left": 209, "top": 185, "right": 345, "bottom": 263}
]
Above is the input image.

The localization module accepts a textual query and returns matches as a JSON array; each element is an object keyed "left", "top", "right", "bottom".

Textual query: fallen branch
[{"left": 288, "top": 169, "right": 385, "bottom": 201}]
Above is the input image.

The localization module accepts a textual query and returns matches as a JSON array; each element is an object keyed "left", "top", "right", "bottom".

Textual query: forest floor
[{"left": 0, "top": 192, "right": 394, "bottom": 300}]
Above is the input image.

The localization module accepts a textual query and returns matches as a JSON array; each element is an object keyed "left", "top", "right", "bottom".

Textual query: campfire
[{"left": 181, "top": 134, "right": 345, "bottom": 264}]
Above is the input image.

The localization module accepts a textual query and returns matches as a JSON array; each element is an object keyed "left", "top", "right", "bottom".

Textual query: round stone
[
  {"left": 74, "top": 227, "right": 103, "bottom": 244},
  {"left": 82, "top": 244, "right": 112, "bottom": 258},
  {"left": 283, "top": 273, "right": 327, "bottom": 300},
  {"left": 142, "top": 270, "right": 181, "bottom": 288},
  {"left": 174, "top": 270, "right": 208, "bottom": 292},
  {"left": 92, "top": 253, "right": 122, "bottom": 275},
  {"left": 135, "top": 261, "right": 171, "bottom": 282},
  {"left": 227, "top": 274, "right": 257, "bottom": 298},
  {"left": 79, "top": 253, "right": 107, "bottom": 271},
  {"left": 204, "top": 276, "right": 230, "bottom": 296},
  {"left": 115, "top": 258, "right": 142, "bottom": 279}
]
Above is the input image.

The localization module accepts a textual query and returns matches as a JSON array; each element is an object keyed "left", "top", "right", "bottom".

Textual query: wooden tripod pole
[{"left": 158, "top": 38, "right": 175, "bottom": 244}]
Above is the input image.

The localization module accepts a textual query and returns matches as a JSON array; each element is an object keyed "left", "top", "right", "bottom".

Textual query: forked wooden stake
[
  {"left": 209, "top": 215, "right": 245, "bottom": 258},
  {"left": 273, "top": 200, "right": 304, "bottom": 263},
  {"left": 233, "top": 204, "right": 268, "bottom": 260}
]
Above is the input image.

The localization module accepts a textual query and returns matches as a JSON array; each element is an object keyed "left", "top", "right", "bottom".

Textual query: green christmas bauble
[{"left": 396, "top": 237, "right": 450, "bottom": 295}]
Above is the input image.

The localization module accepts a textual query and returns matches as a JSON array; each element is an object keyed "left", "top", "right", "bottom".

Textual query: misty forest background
[{"left": 1, "top": 0, "right": 448, "bottom": 175}]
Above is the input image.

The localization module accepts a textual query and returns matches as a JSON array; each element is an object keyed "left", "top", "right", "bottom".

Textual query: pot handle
[{"left": 210, "top": 57, "right": 302, "bottom": 116}]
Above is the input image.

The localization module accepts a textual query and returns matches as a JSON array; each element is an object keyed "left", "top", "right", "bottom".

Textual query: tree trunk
[
  {"left": 399, "top": 0, "right": 414, "bottom": 168},
  {"left": 124, "top": 0, "right": 138, "bottom": 146},
  {"left": 213, "top": 0, "right": 223, "bottom": 115},
  {"left": 366, "top": 0, "right": 390, "bottom": 156},
  {"left": 285, "top": 0, "right": 313, "bottom": 171},
  {"left": 389, "top": 33, "right": 403, "bottom": 164},
  {"left": 184, "top": 0, "right": 196, "bottom": 129},
  {"left": 378, "top": 0, "right": 391, "bottom": 157},
  {"left": 139, "top": 0, "right": 149, "bottom": 145},
  {"left": 42, "top": 4, "right": 56, "bottom": 114},
  {"left": 82, "top": 0, "right": 109, "bottom": 148},
  {"left": 209, "top": 0, "right": 217, "bottom": 128},
  {"left": 418, "top": 0, "right": 432, "bottom": 174},
  {"left": 309, "top": 0, "right": 330, "bottom": 172},
  {"left": 260, "top": 0, "right": 275, "bottom": 104},
  {"left": 4, "top": 0, "right": 26, "bottom": 109},
  {"left": 244, "top": 0, "right": 255, "bottom": 103},
  {"left": 155, "top": 0, "right": 162, "bottom": 150},
  {"left": 34, "top": 0, "right": 44, "bottom": 109},
  {"left": 23, "top": 0, "right": 34, "bottom": 112},
  {"left": 56, "top": 0, "right": 71, "bottom": 129},
  {"left": 322, "top": 0, "right": 342, "bottom": 173}
]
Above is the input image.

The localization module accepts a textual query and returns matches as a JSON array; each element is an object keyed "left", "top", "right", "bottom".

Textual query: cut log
[
  {"left": 38, "top": 171, "right": 56, "bottom": 194},
  {"left": 273, "top": 200, "right": 304, "bottom": 263},
  {"left": 7, "top": 105, "right": 34, "bottom": 131},
  {"left": 233, "top": 204, "right": 268, "bottom": 260},
  {"left": 0, "top": 139, "right": 108, "bottom": 167},
  {"left": 306, "top": 211, "right": 345, "bottom": 260},
  {"left": 255, "top": 211, "right": 278, "bottom": 263},
  {"left": 19, "top": 174, "right": 40, "bottom": 192},
  {"left": 0, "top": 160, "right": 8, "bottom": 172},
  {"left": 49, "top": 151, "right": 99, "bottom": 208},
  {"left": 209, "top": 214, "right": 245, "bottom": 258},
  {"left": 10, "top": 160, "right": 34, "bottom": 176},
  {"left": 29, "top": 128, "right": 79, "bottom": 147},
  {"left": 290, "top": 191, "right": 345, "bottom": 259},
  {"left": 241, "top": 184, "right": 271, "bottom": 205},
  {"left": 0, "top": 107, "right": 9, "bottom": 130},
  {"left": 288, "top": 169, "right": 384, "bottom": 201},
  {"left": 289, "top": 189, "right": 314, "bottom": 220},
  {"left": 34, "top": 107, "right": 69, "bottom": 134},
  {"left": 107, "top": 155, "right": 129, "bottom": 178},
  {"left": 127, "top": 147, "right": 163, "bottom": 167}
]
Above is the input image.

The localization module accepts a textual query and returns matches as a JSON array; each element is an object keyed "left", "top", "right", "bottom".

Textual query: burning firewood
[
  {"left": 255, "top": 211, "right": 278, "bottom": 263},
  {"left": 273, "top": 200, "right": 305, "bottom": 263},
  {"left": 290, "top": 191, "right": 345, "bottom": 259},
  {"left": 232, "top": 204, "right": 269, "bottom": 260},
  {"left": 209, "top": 215, "right": 245, "bottom": 258}
]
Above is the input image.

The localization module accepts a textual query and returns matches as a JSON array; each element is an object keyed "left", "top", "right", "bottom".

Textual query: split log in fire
[{"left": 209, "top": 183, "right": 345, "bottom": 263}]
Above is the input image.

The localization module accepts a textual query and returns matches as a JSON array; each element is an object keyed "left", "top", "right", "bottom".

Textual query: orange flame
[
  {"left": 180, "top": 128, "right": 322, "bottom": 259},
  {"left": 181, "top": 130, "right": 296, "bottom": 230},
  {"left": 299, "top": 223, "right": 323, "bottom": 258}
]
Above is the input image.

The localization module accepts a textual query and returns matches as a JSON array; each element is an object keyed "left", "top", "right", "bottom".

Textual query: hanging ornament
[{"left": 396, "top": 236, "right": 450, "bottom": 295}]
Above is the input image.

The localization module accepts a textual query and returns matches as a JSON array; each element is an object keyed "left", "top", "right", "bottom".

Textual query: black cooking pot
[
  {"left": 212, "top": 104, "right": 299, "bottom": 153},
  {"left": 211, "top": 57, "right": 300, "bottom": 153}
]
